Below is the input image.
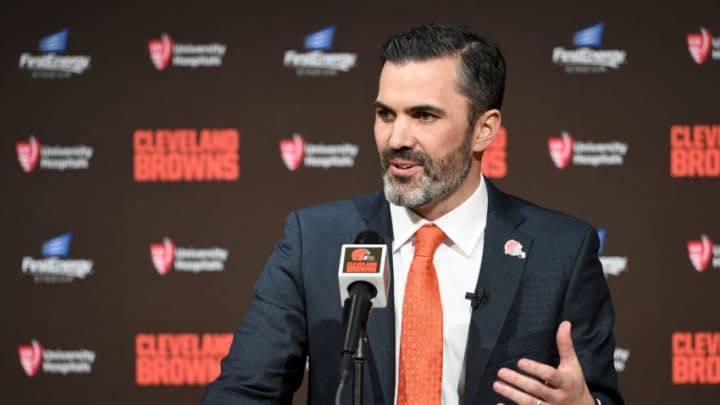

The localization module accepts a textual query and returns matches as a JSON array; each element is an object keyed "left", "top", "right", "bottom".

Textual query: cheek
[
  {"left": 373, "top": 120, "right": 388, "bottom": 146},
  {"left": 420, "top": 126, "right": 457, "bottom": 156}
]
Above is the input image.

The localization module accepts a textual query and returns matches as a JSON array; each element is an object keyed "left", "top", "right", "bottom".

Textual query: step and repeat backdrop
[{"left": 1, "top": 0, "right": 718, "bottom": 404}]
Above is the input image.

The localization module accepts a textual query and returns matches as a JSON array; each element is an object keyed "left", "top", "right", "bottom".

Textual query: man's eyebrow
[
  {"left": 406, "top": 105, "right": 446, "bottom": 116},
  {"left": 373, "top": 101, "right": 394, "bottom": 112},
  {"left": 373, "top": 101, "right": 446, "bottom": 117}
]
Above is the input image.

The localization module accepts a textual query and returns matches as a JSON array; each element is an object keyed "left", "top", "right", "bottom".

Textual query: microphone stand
[
  {"left": 352, "top": 329, "right": 368, "bottom": 405},
  {"left": 338, "top": 282, "right": 376, "bottom": 405}
]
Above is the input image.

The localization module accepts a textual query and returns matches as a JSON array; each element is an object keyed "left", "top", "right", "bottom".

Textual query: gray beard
[{"left": 382, "top": 139, "right": 473, "bottom": 208}]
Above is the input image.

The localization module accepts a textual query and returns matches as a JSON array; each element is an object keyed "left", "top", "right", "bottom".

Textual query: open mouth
[{"left": 389, "top": 159, "right": 422, "bottom": 176}]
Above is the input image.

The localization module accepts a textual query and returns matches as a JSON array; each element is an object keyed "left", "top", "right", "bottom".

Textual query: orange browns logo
[
  {"left": 135, "top": 333, "right": 232, "bottom": 386},
  {"left": 481, "top": 126, "right": 507, "bottom": 178},
  {"left": 133, "top": 129, "right": 239, "bottom": 182},
  {"left": 350, "top": 248, "right": 371, "bottom": 262},
  {"left": 670, "top": 125, "right": 720, "bottom": 177},
  {"left": 346, "top": 248, "right": 378, "bottom": 273},
  {"left": 672, "top": 332, "right": 720, "bottom": 384}
]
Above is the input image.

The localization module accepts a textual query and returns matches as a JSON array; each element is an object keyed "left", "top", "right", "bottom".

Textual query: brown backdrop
[{"left": 2, "top": 0, "right": 719, "bottom": 403}]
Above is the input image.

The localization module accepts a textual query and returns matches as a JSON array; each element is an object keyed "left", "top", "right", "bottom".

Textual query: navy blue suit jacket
[{"left": 202, "top": 181, "right": 623, "bottom": 404}]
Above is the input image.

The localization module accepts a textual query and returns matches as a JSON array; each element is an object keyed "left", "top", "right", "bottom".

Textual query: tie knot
[{"left": 414, "top": 224, "right": 445, "bottom": 258}]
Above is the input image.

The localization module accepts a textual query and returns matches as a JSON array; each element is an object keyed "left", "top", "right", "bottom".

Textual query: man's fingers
[
  {"left": 493, "top": 380, "right": 546, "bottom": 405},
  {"left": 556, "top": 320, "right": 579, "bottom": 366},
  {"left": 497, "top": 367, "right": 553, "bottom": 400},
  {"left": 494, "top": 322, "right": 589, "bottom": 405},
  {"left": 516, "top": 358, "right": 564, "bottom": 388}
]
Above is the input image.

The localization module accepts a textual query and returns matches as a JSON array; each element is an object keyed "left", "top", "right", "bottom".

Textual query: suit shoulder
[
  {"left": 501, "top": 191, "right": 596, "bottom": 236},
  {"left": 293, "top": 189, "right": 384, "bottom": 221}
]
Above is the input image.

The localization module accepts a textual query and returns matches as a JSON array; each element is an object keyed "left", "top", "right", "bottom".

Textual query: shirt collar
[{"left": 389, "top": 175, "right": 488, "bottom": 257}]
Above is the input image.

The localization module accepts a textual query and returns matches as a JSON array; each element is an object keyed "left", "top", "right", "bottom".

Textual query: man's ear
[{"left": 472, "top": 109, "right": 502, "bottom": 152}]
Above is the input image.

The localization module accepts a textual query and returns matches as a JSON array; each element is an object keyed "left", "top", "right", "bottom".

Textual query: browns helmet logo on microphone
[
  {"left": 344, "top": 247, "right": 381, "bottom": 273},
  {"left": 350, "top": 248, "right": 372, "bottom": 262},
  {"left": 338, "top": 238, "right": 389, "bottom": 307}
]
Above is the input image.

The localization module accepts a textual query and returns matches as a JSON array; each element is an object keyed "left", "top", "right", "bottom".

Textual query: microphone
[
  {"left": 465, "top": 288, "right": 487, "bottom": 309},
  {"left": 337, "top": 230, "right": 389, "bottom": 382}
]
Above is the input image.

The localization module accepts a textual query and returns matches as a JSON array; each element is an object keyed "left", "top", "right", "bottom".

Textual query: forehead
[{"left": 376, "top": 56, "right": 463, "bottom": 107}]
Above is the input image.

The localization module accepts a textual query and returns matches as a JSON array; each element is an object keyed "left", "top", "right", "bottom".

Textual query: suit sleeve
[
  {"left": 561, "top": 226, "right": 625, "bottom": 405},
  {"left": 202, "top": 211, "right": 307, "bottom": 405}
]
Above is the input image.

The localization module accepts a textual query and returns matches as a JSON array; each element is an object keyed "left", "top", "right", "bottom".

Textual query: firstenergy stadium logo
[
  {"left": 552, "top": 22, "right": 626, "bottom": 74},
  {"left": 148, "top": 33, "right": 227, "bottom": 70},
  {"left": 21, "top": 232, "right": 94, "bottom": 283},
  {"left": 150, "top": 237, "right": 229, "bottom": 275},
  {"left": 18, "top": 339, "right": 96, "bottom": 377},
  {"left": 19, "top": 28, "right": 91, "bottom": 79},
  {"left": 283, "top": 26, "right": 358, "bottom": 76},
  {"left": 548, "top": 131, "right": 628, "bottom": 169},
  {"left": 279, "top": 133, "right": 359, "bottom": 171},
  {"left": 598, "top": 229, "right": 628, "bottom": 277},
  {"left": 686, "top": 27, "right": 720, "bottom": 65},
  {"left": 16, "top": 135, "right": 94, "bottom": 173},
  {"left": 670, "top": 125, "right": 720, "bottom": 177},
  {"left": 614, "top": 347, "right": 630, "bottom": 372},
  {"left": 686, "top": 234, "right": 720, "bottom": 272},
  {"left": 135, "top": 333, "right": 232, "bottom": 385},
  {"left": 673, "top": 332, "right": 720, "bottom": 384},
  {"left": 133, "top": 129, "right": 239, "bottom": 182}
]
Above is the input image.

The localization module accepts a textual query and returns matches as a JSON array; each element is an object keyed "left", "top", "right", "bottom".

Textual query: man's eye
[
  {"left": 416, "top": 112, "right": 436, "bottom": 122},
  {"left": 376, "top": 110, "right": 394, "bottom": 121}
]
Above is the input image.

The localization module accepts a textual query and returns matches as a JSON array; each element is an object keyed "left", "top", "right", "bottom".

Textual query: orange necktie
[{"left": 398, "top": 224, "right": 446, "bottom": 405}]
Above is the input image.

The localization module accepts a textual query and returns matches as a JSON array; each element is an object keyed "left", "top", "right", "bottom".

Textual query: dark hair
[{"left": 380, "top": 23, "right": 506, "bottom": 124}]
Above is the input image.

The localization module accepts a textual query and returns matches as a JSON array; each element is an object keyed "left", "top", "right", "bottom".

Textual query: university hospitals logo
[
  {"left": 686, "top": 234, "right": 720, "bottom": 272},
  {"left": 552, "top": 22, "right": 627, "bottom": 73},
  {"left": 686, "top": 27, "right": 720, "bottom": 65},
  {"left": 147, "top": 33, "right": 226, "bottom": 70},
  {"left": 18, "top": 28, "right": 91, "bottom": 78},
  {"left": 150, "top": 238, "right": 175, "bottom": 275},
  {"left": 15, "top": 135, "right": 94, "bottom": 173},
  {"left": 279, "top": 133, "right": 359, "bottom": 170},
  {"left": 148, "top": 33, "right": 173, "bottom": 70},
  {"left": 21, "top": 232, "right": 94, "bottom": 283},
  {"left": 280, "top": 134, "right": 305, "bottom": 171},
  {"left": 597, "top": 229, "right": 628, "bottom": 277},
  {"left": 548, "top": 132, "right": 574, "bottom": 169},
  {"left": 18, "top": 339, "right": 96, "bottom": 377},
  {"left": 670, "top": 125, "right": 720, "bottom": 177},
  {"left": 548, "top": 131, "right": 628, "bottom": 169},
  {"left": 283, "top": 26, "right": 358, "bottom": 76},
  {"left": 133, "top": 129, "right": 239, "bottom": 182},
  {"left": 136, "top": 333, "right": 232, "bottom": 385},
  {"left": 16, "top": 136, "right": 40, "bottom": 173},
  {"left": 149, "top": 238, "right": 229, "bottom": 274},
  {"left": 18, "top": 340, "right": 43, "bottom": 377}
]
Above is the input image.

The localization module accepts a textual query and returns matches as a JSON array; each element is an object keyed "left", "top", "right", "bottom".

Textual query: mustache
[{"left": 381, "top": 148, "right": 428, "bottom": 168}]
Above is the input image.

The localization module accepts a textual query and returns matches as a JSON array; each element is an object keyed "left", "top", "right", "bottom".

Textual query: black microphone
[
  {"left": 465, "top": 288, "right": 487, "bottom": 309},
  {"left": 337, "top": 230, "right": 389, "bottom": 382}
]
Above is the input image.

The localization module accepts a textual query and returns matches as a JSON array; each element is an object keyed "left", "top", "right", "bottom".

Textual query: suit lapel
[
  {"left": 464, "top": 181, "right": 533, "bottom": 403},
  {"left": 357, "top": 191, "right": 396, "bottom": 405}
]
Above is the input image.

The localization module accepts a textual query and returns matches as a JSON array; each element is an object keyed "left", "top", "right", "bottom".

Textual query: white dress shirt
[{"left": 390, "top": 176, "right": 488, "bottom": 405}]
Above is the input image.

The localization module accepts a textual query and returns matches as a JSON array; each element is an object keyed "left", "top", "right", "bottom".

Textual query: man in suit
[{"left": 202, "top": 23, "right": 623, "bottom": 405}]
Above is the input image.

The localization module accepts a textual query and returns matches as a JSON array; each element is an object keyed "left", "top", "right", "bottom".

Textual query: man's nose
[{"left": 387, "top": 117, "right": 416, "bottom": 150}]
